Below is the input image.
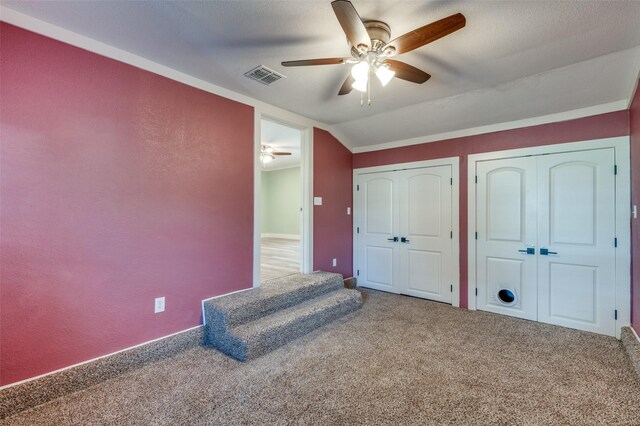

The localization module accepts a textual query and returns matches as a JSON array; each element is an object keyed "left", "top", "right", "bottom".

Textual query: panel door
[
  {"left": 356, "top": 171, "right": 400, "bottom": 293},
  {"left": 476, "top": 157, "right": 538, "bottom": 320},
  {"left": 537, "top": 149, "right": 616, "bottom": 335},
  {"left": 398, "top": 166, "right": 453, "bottom": 302}
]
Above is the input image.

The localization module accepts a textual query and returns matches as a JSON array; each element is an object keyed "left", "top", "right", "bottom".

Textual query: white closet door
[
  {"left": 398, "top": 166, "right": 453, "bottom": 302},
  {"left": 356, "top": 172, "right": 400, "bottom": 293},
  {"left": 476, "top": 157, "right": 538, "bottom": 320},
  {"left": 537, "top": 149, "right": 616, "bottom": 335}
]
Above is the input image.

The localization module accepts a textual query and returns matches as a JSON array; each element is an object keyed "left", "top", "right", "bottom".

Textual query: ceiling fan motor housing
[{"left": 364, "top": 20, "right": 391, "bottom": 52}]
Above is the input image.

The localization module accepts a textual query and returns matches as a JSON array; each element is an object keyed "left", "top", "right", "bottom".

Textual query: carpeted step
[
  {"left": 203, "top": 272, "right": 344, "bottom": 332},
  {"left": 209, "top": 288, "right": 362, "bottom": 361}
]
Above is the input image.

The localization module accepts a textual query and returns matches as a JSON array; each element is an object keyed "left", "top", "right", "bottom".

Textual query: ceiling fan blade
[
  {"left": 282, "top": 58, "right": 349, "bottom": 67},
  {"left": 338, "top": 74, "right": 355, "bottom": 95},
  {"left": 331, "top": 0, "right": 371, "bottom": 50},
  {"left": 385, "top": 60, "right": 431, "bottom": 84},
  {"left": 273, "top": 152, "right": 292, "bottom": 156},
  {"left": 383, "top": 13, "right": 466, "bottom": 55}
]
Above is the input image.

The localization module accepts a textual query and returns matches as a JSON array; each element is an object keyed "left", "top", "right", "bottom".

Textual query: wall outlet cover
[{"left": 313, "top": 197, "right": 322, "bottom": 206}]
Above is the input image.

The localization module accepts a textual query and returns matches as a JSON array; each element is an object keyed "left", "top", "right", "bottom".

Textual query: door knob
[
  {"left": 540, "top": 248, "right": 558, "bottom": 255},
  {"left": 400, "top": 237, "right": 410, "bottom": 243},
  {"left": 387, "top": 237, "right": 398, "bottom": 242}
]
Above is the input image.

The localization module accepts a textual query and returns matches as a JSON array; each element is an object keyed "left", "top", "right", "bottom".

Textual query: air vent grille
[{"left": 244, "top": 65, "right": 285, "bottom": 85}]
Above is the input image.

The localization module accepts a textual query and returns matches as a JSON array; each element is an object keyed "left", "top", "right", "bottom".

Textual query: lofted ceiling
[{"left": 3, "top": 1, "right": 640, "bottom": 151}]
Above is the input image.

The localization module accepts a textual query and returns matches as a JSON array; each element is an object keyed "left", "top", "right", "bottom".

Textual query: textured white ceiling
[{"left": 4, "top": 1, "right": 640, "bottom": 150}]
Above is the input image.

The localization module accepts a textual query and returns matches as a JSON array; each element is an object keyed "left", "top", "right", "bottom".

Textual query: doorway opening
[{"left": 259, "top": 118, "right": 303, "bottom": 282}]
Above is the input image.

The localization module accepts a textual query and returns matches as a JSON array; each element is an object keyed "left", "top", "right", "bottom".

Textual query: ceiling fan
[
  {"left": 261, "top": 144, "right": 291, "bottom": 164},
  {"left": 281, "top": 0, "right": 465, "bottom": 103}
]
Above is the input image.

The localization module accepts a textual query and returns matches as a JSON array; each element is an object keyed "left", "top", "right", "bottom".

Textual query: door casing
[
  {"left": 254, "top": 111, "right": 313, "bottom": 287},
  {"left": 467, "top": 136, "right": 631, "bottom": 338}
]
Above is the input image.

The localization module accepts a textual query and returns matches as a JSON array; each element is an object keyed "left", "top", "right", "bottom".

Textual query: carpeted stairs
[{"left": 203, "top": 272, "right": 362, "bottom": 361}]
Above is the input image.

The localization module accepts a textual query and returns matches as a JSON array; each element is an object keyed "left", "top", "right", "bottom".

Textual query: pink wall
[
  {"left": 631, "top": 80, "right": 640, "bottom": 333},
  {"left": 354, "top": 111, "right": 630, "bottom": 308},
  {"left": 313, "top": 128, "right": 353, "bottom": 278},
  {"left": 0, "top": 23, "right": 254, "bottom": 386}
]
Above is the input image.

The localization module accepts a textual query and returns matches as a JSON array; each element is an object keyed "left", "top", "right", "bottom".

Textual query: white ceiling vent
[{"left": 244, "top": 65, "right": 285, "bottom": 85}]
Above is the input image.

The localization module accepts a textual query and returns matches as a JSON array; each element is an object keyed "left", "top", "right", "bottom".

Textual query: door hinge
[
  {"left": 475, "top": 288, "right": 478, "bottom": 296},
  {"left": 475, "top": 175, "right": 478, "bottom": 184},
  {"left": 356, "top": 184, "right": 360, "bottom": 191},
  {"left": 475, "top": 232, "right": 478, "bottom": 240},
  {"left": 614, "top": 237, "right": 617, "bottom": 247},
  {"left": 450, "top": 285, "right": 453, "bottom": 293},
  {"left": 450, "top": 231, "right": 453, "bottom": 239},
  {"left": 357, "top": 227, "right": 360, "bottom": 234},
  {"left": 614, "top": 309, "right": 618, "bottom": 320},
  {"left": 450, "top": 177, "right": 453, "bottom": 186},
  {"left": 357, "top": 269, "right": 360, "bottom": 276},
  {"left": 614, "top": 165, "right": 617, "bottom": 175}
]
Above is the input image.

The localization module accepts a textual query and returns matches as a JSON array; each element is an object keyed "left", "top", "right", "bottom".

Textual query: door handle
[
  {"left": 400, "top": 237, "right": 410, "bottom": 243},
  {"left": 518, "top": 247, "right": 536, "bottom": 255},
  {"left": 540, "top": 248, "right": 558, "bottom": 255},
  {"left": 387, "top": 237, "right": 398, "bottom": 242}
]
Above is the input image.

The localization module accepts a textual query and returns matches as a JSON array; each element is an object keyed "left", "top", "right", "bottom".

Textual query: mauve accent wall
[
  {"left": 631, "top": 80, "right": 640, "bottom": 333},
  {"left": 354, "top": 110, "right": 630, "bottom": 308},
  {"left": 0, "top": 24, "right": 254, "bottom": 386},
  {"left": 313, "top": 128, "right": 353, "bottom": 278}
]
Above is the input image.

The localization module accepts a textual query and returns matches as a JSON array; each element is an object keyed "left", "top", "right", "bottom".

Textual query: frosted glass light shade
[
  {"left": 352, "top": 78, "right": 368, "bottom": 93},
  {"left": 375, "top": 65, "right": 395, "bottom": 86},
  {"left": 351, "top": 61, "right": 369, "bottom": 81}
]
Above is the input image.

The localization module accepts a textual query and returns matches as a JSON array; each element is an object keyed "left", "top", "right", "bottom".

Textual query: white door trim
[
  {"left": 353, "top": 157, "right": 461, "bottom": 307},
  {"left": 467, "top": 136, "right": 631, "bottom": 338},
  {"left": 254, "top": 110, "right": 313, "bottom": 288}
]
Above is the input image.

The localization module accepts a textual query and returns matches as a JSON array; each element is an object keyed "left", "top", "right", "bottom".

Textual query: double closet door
[
  {"left": 475, "top": 148, "right": 617, "bottom": 336},
  {"left": 356, "top": 165, "right": 453, "bottom": 303}
]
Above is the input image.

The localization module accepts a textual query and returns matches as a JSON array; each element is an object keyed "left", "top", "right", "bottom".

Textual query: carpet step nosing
[
  {"left": 204, "top": 272, "right": 345, "bottom": 327},
  {"left": 246, "top": 295, "right": 361, "bottom": 359},
  {"left": 231, "top": 289, "right": 361, "bottom": 339},
  {"left": 207, "top": 289, "right": 362, "bottom": 361}
]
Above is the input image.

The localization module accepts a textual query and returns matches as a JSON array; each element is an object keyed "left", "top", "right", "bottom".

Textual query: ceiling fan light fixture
[
  {"left": 352, "top": 78, "right": 368, "bottom": 93},
  {"left": 351, "top": 61, "right": 369, "bottom": 81},
  {"left": 261, "top": 153, "right": 275, "bottom": 164},
  {"left": 375, "top": 64, "right": 395, "bottom": 86}
]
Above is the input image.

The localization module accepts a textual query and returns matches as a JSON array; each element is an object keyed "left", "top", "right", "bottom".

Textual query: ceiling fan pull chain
[
  {"left": 367, "top": 77, "right": 371, "bottom": 106},
  {"left": 360, "top": 91, "right": 364, "bottom": 107}
]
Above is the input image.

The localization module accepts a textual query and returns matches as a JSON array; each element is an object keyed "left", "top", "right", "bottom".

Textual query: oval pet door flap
[{"left": 497, "top": 288, "right": 517, "bottom": 307}]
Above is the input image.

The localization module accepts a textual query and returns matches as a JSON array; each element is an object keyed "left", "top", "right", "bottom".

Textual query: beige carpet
[{"left": 4, "top": 290, "right": 639, "bottom": 425}]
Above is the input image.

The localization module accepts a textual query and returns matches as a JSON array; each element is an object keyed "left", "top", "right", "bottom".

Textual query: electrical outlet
[
  {"left": 154, "top": 297, "right": 165, "bottom": 313},
  {"left": 347, "top": 207, "right": 351, "bottom": 215},
  {"left": 314, "top": 197, "right": 323, "bottom": 206},
  {"left": 332, "top": 258, "right": 337, "bottom": 267}
]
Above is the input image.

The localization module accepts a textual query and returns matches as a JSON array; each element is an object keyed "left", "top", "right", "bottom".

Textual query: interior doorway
[{"left": 259, "top": 118, "right": 303, "bottom": 282}]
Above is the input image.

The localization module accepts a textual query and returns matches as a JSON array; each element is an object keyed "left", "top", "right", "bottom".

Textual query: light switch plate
[
  {"left": 347, "top": 207, "right": 351, "bottom": 215},
  {"left": 313, "top": 197, "right": 322, "bottom": 206},
  {"left": 154, "top": 297, "right": 165, "bottom": 313}
]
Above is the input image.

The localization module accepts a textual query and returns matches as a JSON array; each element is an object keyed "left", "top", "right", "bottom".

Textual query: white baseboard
[
  {"left": 631, "top": 326, "right": 640, "bottom": 343},
  {"left": 261, "top": 233, "right": 300, "bottom": 240}
]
